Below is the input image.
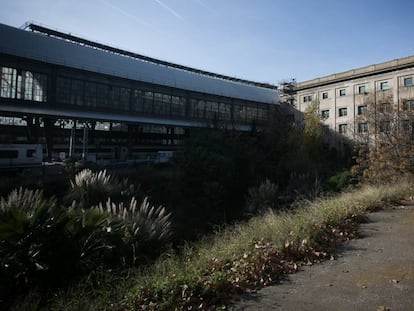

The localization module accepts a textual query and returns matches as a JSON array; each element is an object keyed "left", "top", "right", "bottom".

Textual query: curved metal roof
[{"left": 0, "top": 23, "right": 278, "bottom": 105}]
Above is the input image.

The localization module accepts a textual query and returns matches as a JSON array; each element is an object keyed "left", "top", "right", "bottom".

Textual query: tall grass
[{"left": 42, "top": 180, "right": 414, "bottom": 310}]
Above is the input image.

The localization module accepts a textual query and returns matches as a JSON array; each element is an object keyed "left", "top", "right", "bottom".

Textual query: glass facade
[
  {"left": 1, "top": 65, "right": 270, "bottom": 125},
  {"left": 1, "top": 67, "right": 47, "bottom": 102}
]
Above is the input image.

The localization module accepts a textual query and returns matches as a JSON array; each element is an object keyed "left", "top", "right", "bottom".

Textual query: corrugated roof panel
[{"left": 0, "top": 23, "right": 278, "bottom": 104}]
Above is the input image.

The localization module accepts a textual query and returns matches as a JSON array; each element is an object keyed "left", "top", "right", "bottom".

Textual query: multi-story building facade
[
  {"left": 296, "top": 55, "right": 414, "bottom": 142},
  {"left": 0, "top": 22, "right": 278, "bottom": 163}
]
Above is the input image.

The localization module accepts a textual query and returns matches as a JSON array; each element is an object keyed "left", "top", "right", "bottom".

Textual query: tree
[{"left": 352, "top": 93, "right": 414, "bottom": 183}]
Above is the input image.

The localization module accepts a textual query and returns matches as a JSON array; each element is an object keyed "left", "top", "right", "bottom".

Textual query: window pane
[
  {"left": 205, "top": 101, "right": 219, "bottom": 119},
  {"left": 233, "top": 104, "right": 246, "bottom": 122},
  {"left": 219, "top": 103, "right": 231, "bottom": 120},
  {"left": 119, "top": 87, "right": 130, "bottom": 111},
  {"left": 339, "top": 124, "right": 348, "bottom": 134},
  {"left": 171, "top": 96, "right": 186, "bottom": 117},
  {"left": 71, "top": 79, "right": 84, "bottom": 106},
  {"left": 357, "top": 105, "right": 367, "bottom": 115},
  {"left": 380, "top": 81, "right": 389, "bottom": 90},
  {"left": 32, "top": 73, "right": 47, "bottom": 102},
  {"left": 143, "top": 91, "right": 153, "bottom": 113},
  {"left": 404, "top": 77, "right": 413, "bottom": 87},
  {"left": 190, "top": 99, "right": 204, "bottom": 118},
  {"left": 1, "top": 67, "right": 17, "bottom": 98},
  {"left": 132, "top": 90, "right": 144, "bottom": 112},
  {"left": 85, "top": 81, "right": 97, "bottom": 107},
  {"left": 57, "top": 77, "right": 71, "bottom": 105},
  {"left": 321, "top": 110, "right": 329, "bottom": 119},
  {"left": 96, "top": 84, "right": 109, "bottom": 108},
  {"left": 246, "top": 106, "right": 257, "bottom": 122},
  {"left": 358, "top": 122, "right": 368, "bottom": 133},
  {"left": 339, "top": 108, "right": 347, "bottom": 116}
]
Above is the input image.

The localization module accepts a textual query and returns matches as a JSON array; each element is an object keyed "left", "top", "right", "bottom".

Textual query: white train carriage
[{"left": 0, "top": 144, "right": 43, "bottom": 169}]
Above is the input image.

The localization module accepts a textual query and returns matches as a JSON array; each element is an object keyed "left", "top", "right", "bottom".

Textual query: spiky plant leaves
[
  {"left": 66, "top": 169, "right": 123, "bottom": 208},
  {"left": 245, "top": 179, "right": 279, "bottom": 214},
  {"left": 0, "top": 187, "right": 55, "bottom": 212},
  {"left": 95, "top": 196, "right": 172, "bottom": 265}
]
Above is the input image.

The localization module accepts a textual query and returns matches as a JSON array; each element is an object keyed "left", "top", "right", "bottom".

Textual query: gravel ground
[{"left": 230, "top": 204, "right": 414, "bottom": 311}]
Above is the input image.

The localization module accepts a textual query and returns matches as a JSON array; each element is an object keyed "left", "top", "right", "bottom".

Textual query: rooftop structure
[
  {"left": 0, "top": 22, "right": 279, "bottom": 161},
  {"left": 0, "top": 22, "right": 278, "bottom": 105}
]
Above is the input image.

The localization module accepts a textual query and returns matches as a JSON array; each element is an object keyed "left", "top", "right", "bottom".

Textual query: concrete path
[{"left": 230, "top": 205, "right": 414, "bottom": 311}]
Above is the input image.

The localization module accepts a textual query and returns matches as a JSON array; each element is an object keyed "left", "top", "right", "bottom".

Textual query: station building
[{"left": 0, "top": 22, "right": 279, "bottom": 162}]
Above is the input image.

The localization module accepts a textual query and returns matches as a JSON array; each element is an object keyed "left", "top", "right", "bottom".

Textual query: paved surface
[{"left": 230, "top": 205, "right": 414, "bottom": 311}]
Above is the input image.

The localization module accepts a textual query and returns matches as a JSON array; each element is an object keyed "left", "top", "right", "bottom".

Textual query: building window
[
  {"left": 402, "top": 99, "right": 414, "bottom": 111},
  {"left": 171, "top": 96, "right": 186, "bottom": 117},
  {"left": 357, "top": 105, "right": 367, "bottom": 115},
  {"left": 321, "top": 110, "right": 329, "bottom": 119},
  {"left": 219, "top": 103, "right": 232, "bottom": 121},
  {"left": 358, "top": 122, "right": 368, "bottom": 133},
  {"left": 380, "top": 81, "right": 389, "bottom": 90},
  {"left": 402, "top": 120, "right": 411, "bottom": 132},
  {"left": 205, "top": 101, "right": 219, "bottom": 120},
  {"left": 404, "top": 77, "right": 413, "bottom": 87},
  {"left": 379, "top": 103, "right": 391, "bottom": 113},
  {"left": 358, "top": 85, "right": 366, "bottom": 94},
  {"left": 1, "top": 67, "right": 47, "bottom": 102},
  {"left": 338, "top": 107, "right": 348, "bottom": 117},
  {"left": 322, "top": 92, "right": 328, "bottom": 99},
  {"left": 338, "top": 124, "right": 348, "bottom": 134},
  {"left": 379, "top": 120, "right": 390, "bottom": 133},
  {"left": 246, "top": 105, "right": 258, "bottom": 122},
  {"left": 339, "top": 89, "right": 346, "bottom": 97},
  {"left": 303, "top": 95, "right": 312, "bottom": 103},
  {"left": 233, "top": 104, "right": 246, "bottom": 122}
]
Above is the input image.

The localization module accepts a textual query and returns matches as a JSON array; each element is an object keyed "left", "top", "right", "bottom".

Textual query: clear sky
[{"left": 1, "top": 0, "right": 413, "bottom": 85}]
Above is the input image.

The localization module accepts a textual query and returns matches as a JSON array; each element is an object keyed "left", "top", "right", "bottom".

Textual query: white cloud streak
[
  {"left": 193, "top": 0, "right": 219, "bottom": 15},
  {"left": 99, "top": 0, "right": 152, "bottom": 27},
  {"left": 153, "top": 0, "right": 184, "bottom": 21}
]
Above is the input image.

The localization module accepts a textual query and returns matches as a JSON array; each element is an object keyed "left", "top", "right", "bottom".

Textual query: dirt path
[{"left": 230, "top": 205, "right": 414, "bottom": 311}]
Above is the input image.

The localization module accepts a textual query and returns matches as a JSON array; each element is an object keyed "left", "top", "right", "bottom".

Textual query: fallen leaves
[{"left": 129, "top": 213, "right": 366, "bottom": 310}]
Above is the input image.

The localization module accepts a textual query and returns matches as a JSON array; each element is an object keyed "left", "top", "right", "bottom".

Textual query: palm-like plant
[
  {"left": 0, "top": 188, "right": 64, "bottom": 301},
  {"left": 66, "top": 169, "right": 140, "bottom": 209},
  {"left": 0, "top": 188, "right": 112, "bottom": 305},
  {"left": 66, "top": 169, "right": 122, "bottom": 208},
  {"left": 97, "top": 196, "right": 172, "bottom": 264}
]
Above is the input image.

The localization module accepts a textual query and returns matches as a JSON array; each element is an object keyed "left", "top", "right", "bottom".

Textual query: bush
[
  {"left": 96, "top": 196, "right": 172, "bottom": 264},
  {"left": 65, "top": 169, "right": 138, "bottom": 208},
  {"left": 245, "top": 179, "right": 279, "bottom": 214},
  {"left": 327, "top": 170, "right": 352, "bottom": 192},
  {"left": 0, "top": 188, "right": 67, "bottom": 303},
  {"left": 0, "top": 185, "right": 172, "bottom": 309}
]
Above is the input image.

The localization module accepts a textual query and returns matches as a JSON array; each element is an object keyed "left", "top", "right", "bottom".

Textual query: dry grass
[{"left": 43, "top": 180, "right": 414, "bottom": 310}]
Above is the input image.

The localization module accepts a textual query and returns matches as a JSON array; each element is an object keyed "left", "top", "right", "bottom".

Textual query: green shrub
[
  {"left": 66, "top": 169, "right": 140, "bottom": 209},
  {"left": 327, "top": 170, "right": 352, "bottom": 192},
  {"left": 245, "top": 179, "right": 279, "bottom": 214},
  {"left": 0, "top": 189, "right": 64, "bottom": 302},
  {"left": 96, "top": 196, "right": 172, "bottom": 264},
  {"left": 0, "top": 187, "right": 172, "bottom": 303}
]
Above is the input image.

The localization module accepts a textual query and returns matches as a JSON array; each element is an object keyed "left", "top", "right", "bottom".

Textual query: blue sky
[{"left": 1, "top": 0, "right": 413, "bottom": 84}]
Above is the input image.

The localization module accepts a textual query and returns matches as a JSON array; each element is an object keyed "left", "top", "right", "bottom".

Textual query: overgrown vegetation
[
  {"left": 131, "top": 108, "right": 350, "bottom": 241},
  {"left": 41, "top": 180, "right": 414, "bottom": 310},
  {"left": 0, "top": 170, "right": 171, "bottom": 310},
  {"left": 352, "top": 94, "right": 414, "bottom": 183},
  {"left": 5, "top": 101, "right": 413, "bottom": 309}
]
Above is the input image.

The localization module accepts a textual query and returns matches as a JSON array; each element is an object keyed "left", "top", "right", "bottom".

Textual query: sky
[{"left": 1, "top": 0, "right": 414, "bottom": 85}]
